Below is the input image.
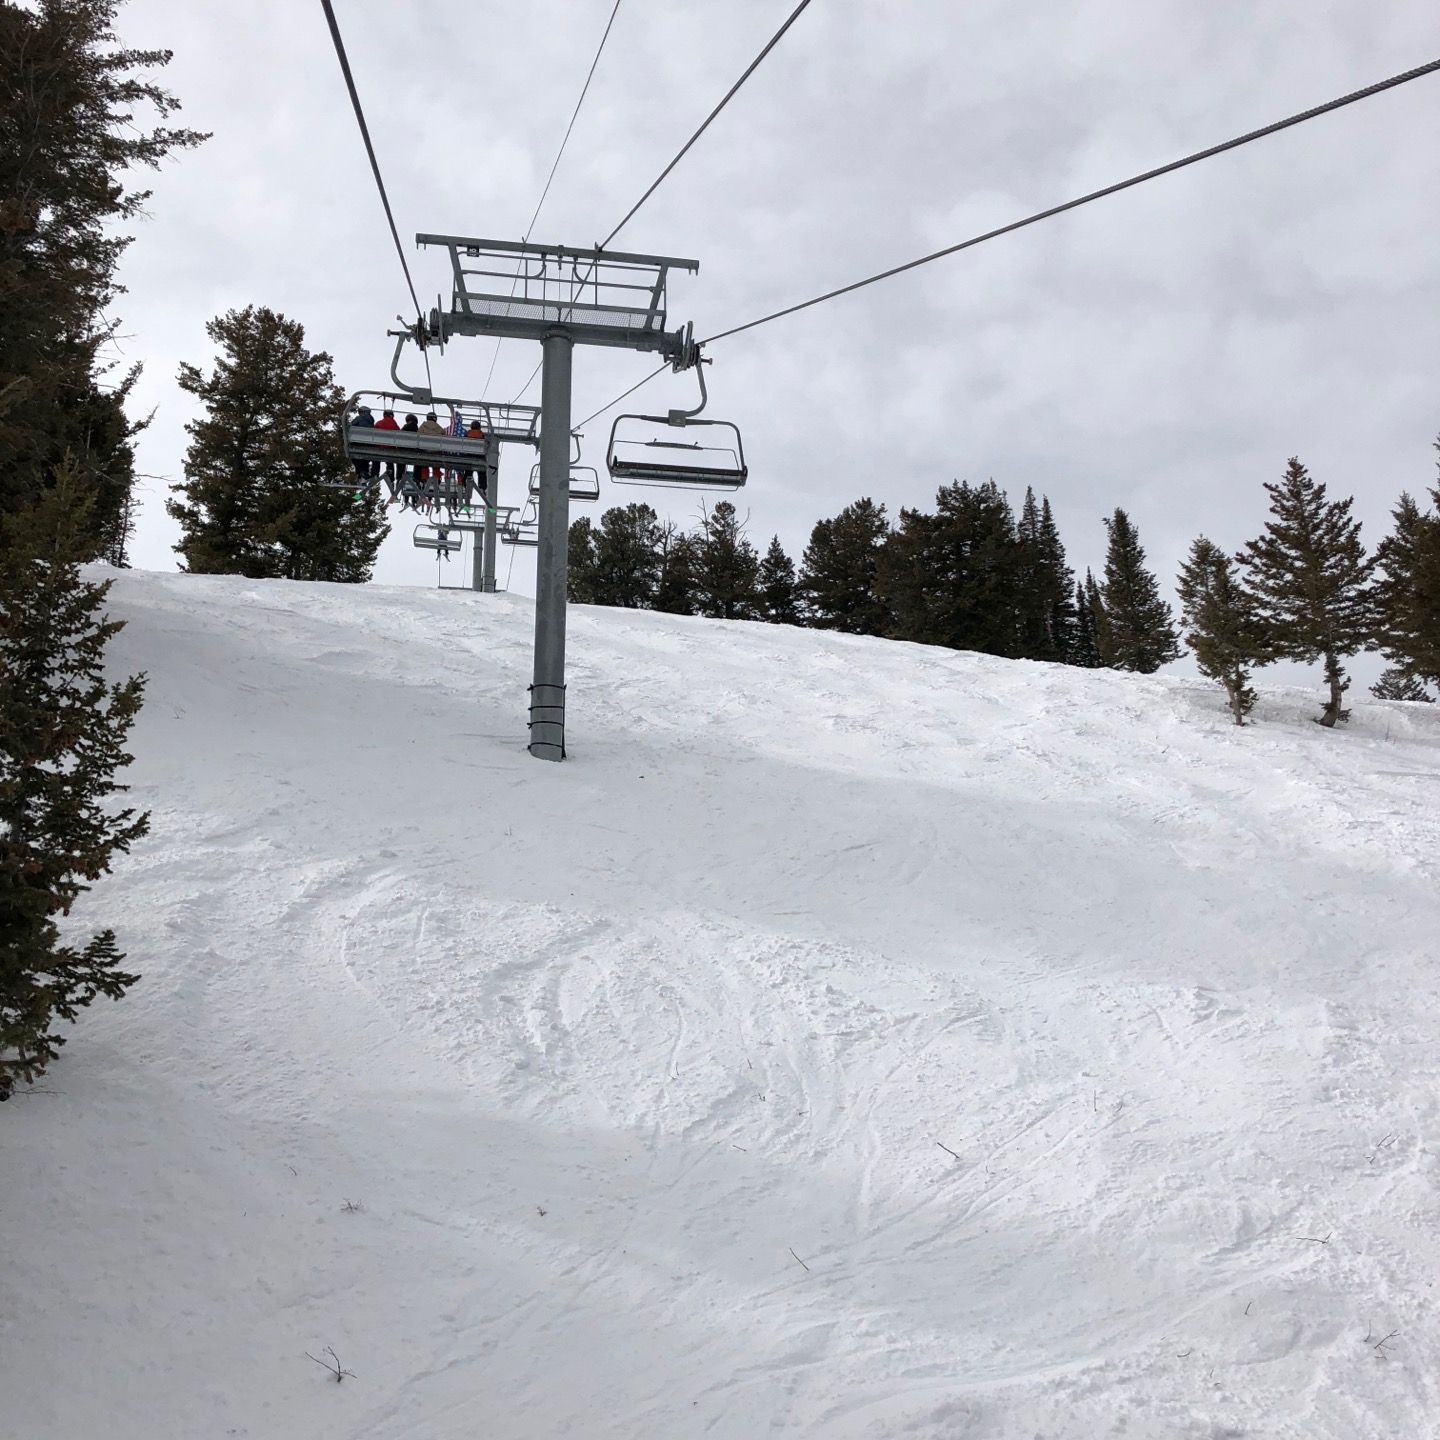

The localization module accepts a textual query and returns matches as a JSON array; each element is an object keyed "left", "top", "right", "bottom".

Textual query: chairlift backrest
[
  {"left": 342, "top": 390, "right": 494, "bottom": 472},
  {"left": 606, "top": 413, "right": 747, "bottom": 491}
]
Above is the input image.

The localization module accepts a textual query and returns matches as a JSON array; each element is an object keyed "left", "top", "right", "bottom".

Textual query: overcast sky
[{"left": 110, "top": 0, "right": 1440, "bottom": 643}]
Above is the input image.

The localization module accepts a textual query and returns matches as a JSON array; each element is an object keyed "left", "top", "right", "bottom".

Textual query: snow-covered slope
[{"left": 5, "top": 571, "right": 1440, "bottom": 1440}]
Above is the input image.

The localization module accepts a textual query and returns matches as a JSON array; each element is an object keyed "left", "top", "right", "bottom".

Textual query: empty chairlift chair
[
  {"left": 527, "top": 463, "right": 601, "bottom": 503},
  {"left": 605, "top": 360, "right": 746, "bottom": 492}
]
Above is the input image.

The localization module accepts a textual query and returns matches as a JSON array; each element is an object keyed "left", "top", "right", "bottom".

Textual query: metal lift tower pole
[
  {"left": 416, "top": 233, "right": 698, "bottom": 760},
  {"left": 530, "top": 332, "right": 574, "bottom": 760},
  {"left": 480, "top": 447, "right": 500, "bottom": 593}
]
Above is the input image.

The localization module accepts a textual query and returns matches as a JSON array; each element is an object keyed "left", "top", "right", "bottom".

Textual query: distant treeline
[{"left": 570, "top": 448, "right": 1440, "bottom": 726}]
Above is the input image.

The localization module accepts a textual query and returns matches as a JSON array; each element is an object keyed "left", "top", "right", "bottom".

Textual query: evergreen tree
[
  {"left": 1176, "top": 536, "right": 1268, "bottom": 724},
  {"left": 567, "top": 516, "right": 600, "bottom": 603},
  {"left": 593, "top": 502, "right": 663, "bottom": 608},
  {"left": 1371, "top": 666, "right": 1434, "bottom": 702},
  {"left": 1080, "top": 569, "right": 1108, "bottom": 667},
  {"left": 0, "top": 468, "right": 150, "bottom": 1097},
  {"left": 756, "top": 535, "right": 799, "bottom": 624},
  {"left": 798, "top": 498, "right": 890, "bottom": 634},
  {"left": 1077, "top": 573, "right": 1105, "bottom": 668},
  {"left": 1098, "top": 508, "right": 1180, "bottom": 673},
  {"left": 878, "top": 481, "right": 1024, "bottom": 656},
  {"left": 1372, "top": 468, "right": 1440, "bottom": 691},
  {"left": 692, "top": 501, "right": 760, "bottom": 619},
  {"left": 1015, "top": 489, "right": 1077, "bottom": 661},
  {"left": 1236, "top": 457, "right": 1375, "bottom": 727},
  {"left": 1038, "top": 497, "right": 1078, "bottom": 661},
  {"left": 168, "top": 306, "right": 388, "bottom": 582},
  {"left": 653, "top": 526, "right": 698, "bottom": 615},
  {"left": 0, "top": 0, "right": 205, "bottom": 551}
]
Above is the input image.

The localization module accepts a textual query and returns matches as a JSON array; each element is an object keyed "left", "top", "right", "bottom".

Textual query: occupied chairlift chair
[
  {"left": 606, "top": 361, "right": 747, "bottom": 492},
  {"left": 413, "top": 522, "right": 462, "bottom": 555}
]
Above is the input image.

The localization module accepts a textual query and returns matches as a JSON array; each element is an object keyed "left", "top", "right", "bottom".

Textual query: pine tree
[
  {"left": 1236, "top": 457, "right": 1375, "bottom": 727},
  {"left": 756, "top": 535, "right": 799, "bottom": 624},
  {"left": 692, "top": 501, "right": 760, "bottom": 619},
  {"left": 1079, "top": 569, "right": 1107, "bottom": 667},
  {"left": 1077, "top": 573, "right": 1105, "bottom": 668},
  {"left": 567, "top": 516, "right": 600, "bottom": 602},
  {"left": 0, "top": 467, "right": 150, "bottom": 1097},
  {"left": 1372, "top": 467, "right": 1440, "bottom": 691},
  {"left": 653, "top": 526, "right": 698, "bottom": 615},
  {"left": 1038, "top": 497, "right": 1078, "bottom": 661},
  {"left": 1177, "top": 536, "right": 1268, "bottom": 724},
  {"left": 1014, "top": 489, "right": 1077, "bottom": 661},
  {"left": 0, "top": 0, "right": 205, "bottom": 552},
  {"left": 168, "top": 307, "right": 388, "bottom": 582},
  {"left": 1098, "top": 508, "right": 1180, "bottom": 673},
  {"left": 1371, "top": 666, "right": 1434, "bottom": 702},
  {"left": 593, "top": 502, "right": 663, "bottom": 608},
  {"left": 879, "top": 481, "right": 1025, "bottom": 656},
  {"left": 798, "top": 498, "right": 890, "bottom": 634}
]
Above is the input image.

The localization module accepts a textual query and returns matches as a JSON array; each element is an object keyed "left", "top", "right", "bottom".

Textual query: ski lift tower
[{"left": 416, "top": 234, "right": 700, "bottom": 762}]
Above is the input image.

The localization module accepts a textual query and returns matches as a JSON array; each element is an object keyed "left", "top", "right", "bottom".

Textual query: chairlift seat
[
  {"left": 527, "top": 464, "right": 601, "bottom": 503},
  {"left": 607, "top": 414, "right": 747, "bottom": 490},
  {"left": 413, "top": 524, "right": 461, "bottom": 554}
]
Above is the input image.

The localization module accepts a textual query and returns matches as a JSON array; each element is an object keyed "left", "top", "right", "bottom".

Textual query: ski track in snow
[{"left": 4, "top": 570, "right": 1440, "bottom": 1439}]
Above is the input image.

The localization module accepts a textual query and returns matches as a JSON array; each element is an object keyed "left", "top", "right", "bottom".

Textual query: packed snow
[{"left": 5, "top": 569, "right": 1440, "bottom": 1439}]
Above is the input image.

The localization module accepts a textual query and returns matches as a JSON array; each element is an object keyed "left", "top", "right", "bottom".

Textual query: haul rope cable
[
  {"left": 574, "top": 54, "right": 1440, "bottom": 424},
  {"left": 486, "top": 0, "right": 626, "bottom": 399},
  {"left": 517, "top": 0, "right": 817, "bottom": 405},
  {"left": 318, "top": 0, "right": 434, "bottom": 393},
  {"left": 702, "top": 55, "right": 1440, "bottom": 345}
]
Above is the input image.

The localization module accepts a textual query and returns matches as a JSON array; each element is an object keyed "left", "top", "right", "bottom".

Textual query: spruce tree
[
  {"left": 1371, "top": 666, "right": 1433, "bottom": 702},
  {"left": 1082, "top": 569, "right": 1109, "bottom": 667},
  {"left": 1236, "top": 457, "right": 1375, "bottom": 727},
  {"left": 798, "top": 498, "right": 890, "bottom": 634},
  {"left": 1098, "top": 508, "right": 1180, "bottom": 673},
  {"left": 593, "top": 502, "right": 663, "bottom": 608},
  {"left": 756, "top": 536, "right": 799, "bottom": 624},
  {"left": 0, "top": 0, "right": 205, "bottom": 551},
  {"left": 1372, "top": 470, "right": 1440, "bottom": 692},
  {"left": 567, "top": 516, "right": 600, "bottom": 603},
  {"left": 168, "top": 307, "right": 388, "bottom": 582},
  {"left": 878, "top": 481, "right": 1024, "bottom": 656},
  {"left": 692, "top": 501, "right": 760, "bottom": 620},
  {"left": 0, "top": 468, "right": 150, "bottom": 1097},
  {"left": 1071, "top": 575, "right": 1105, "bottom": 668},
  {"left": 1177, "top": 536, "right": 1268, "bottom": 724},
  {"left": 653, "top": 526, "right": 698, "bottom": 615},
  {"left": 1015, "top": 489, "right": 1076, "bottom": 661},
  {"left": 1038, "top": 497, "right": 1078, "bottom": 661}
]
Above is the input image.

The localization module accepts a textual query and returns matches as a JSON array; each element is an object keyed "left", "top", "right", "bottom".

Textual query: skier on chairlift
[{"left": 348, "top": 404, "right": 375, "bottom": 482}]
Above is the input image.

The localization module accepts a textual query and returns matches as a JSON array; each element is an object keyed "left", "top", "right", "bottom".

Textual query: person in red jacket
[{"left": 373, "top": 408, "right": 402, "bottom": 500}]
